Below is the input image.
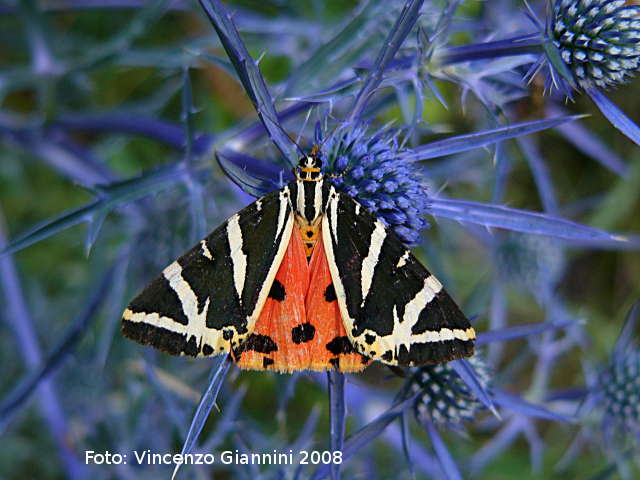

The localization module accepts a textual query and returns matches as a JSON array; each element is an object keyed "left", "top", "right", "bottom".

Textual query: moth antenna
[
  {"left": 259, "top": 108, "right": 307, "bottom": 158},
  {"left": 296, "top": 107, "right": 314, "bottom": 147},
  {"left": 316, "top": 119, "right": 345, "bottom": 156}
]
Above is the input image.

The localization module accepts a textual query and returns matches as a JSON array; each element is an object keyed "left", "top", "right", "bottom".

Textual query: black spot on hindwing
[
  {"left": 326, "top": 336, "right": 355, "bottom": 355},
  {"left": 268, "top": 279, "right": 286, "bottom": 301},
  {"left": 291, "top": 323, "right": 316, "bottom": 343},
  {"left": 184, "top": 335, "right": 199, "bottom": 356},
  {"left": 202, "top": 344, "right": 214, "bottom": 356},
  {"left": 324, "top": 284, "right": 336, "bottom": 303},
  {"left": 235, "top": 334, "right": 278, "bottom": 355},
  {"left": 262, "top": 357, "right": 275, "bottom": 368}
]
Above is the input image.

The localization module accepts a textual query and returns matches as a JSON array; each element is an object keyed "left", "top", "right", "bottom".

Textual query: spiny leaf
[
  {"left": 492, "top": 389, "right": 575, "bottom": 423},
  {"left": 425, "top": 421, "right": 463, "bottom": 480},
  {"left": 403, "top": 116, "right": 585, "bottom": 161},
  {"left": 198, "top": 0, "right": 299, "bottom": 167},
  {"left": 451, "top": 359, "right": 500, "bottom": 419},
  {"left": 1, "top": 163, "right": 188, "bottom": 257},
  {"left": 349, "top": 0, "right": 425, "bottom": 122},
  {"left": 284, "top": 0, "right": 391, "bottom": 97},
  {"left": 477, "top": 319, "right": 577, "bottom": 346},
  {"left": 587, "top": 87, "right": 640, "bottom": 147},
  {"left": 311, "top": 396, "right": 416, "bottom": 480},
  {"left": 428, "top": 197, "right": 634, "bottom": 246},
  {"left": 171, "top": 357, "right": 231, "bottom": 480}
]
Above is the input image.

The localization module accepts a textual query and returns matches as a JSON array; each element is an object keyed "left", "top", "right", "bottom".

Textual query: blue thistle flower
[
  {"left": 319, "top": 122, "right": 430, "bottom": 246},
  {"left": 585, "top": 302, "right": 640, "bottom": 448},
  {"left": 405, "top": 355, "right": 492, "bottom": 427},
  {"left": 600, "top": 349, "right": 640, "bottom": 434},
  {"left": 548, "top": 0, "right": 640, "bottom": 90},
  {"left": 440, "top": 0, "right": 640, "bottom": 144}
]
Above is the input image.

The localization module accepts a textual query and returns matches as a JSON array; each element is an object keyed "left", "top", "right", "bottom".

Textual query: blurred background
[{"left": 1, "top": 0, "right": 639, "bottom": 479}]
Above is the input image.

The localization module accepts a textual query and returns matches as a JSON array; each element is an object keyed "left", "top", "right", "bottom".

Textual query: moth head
[{"left": 294, "top": 146, "right": 323, "bottom": 182}]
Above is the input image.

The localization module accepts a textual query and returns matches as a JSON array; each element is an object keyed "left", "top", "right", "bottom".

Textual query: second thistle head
[{"left": 548, "top": 0, "right": 640, "bottom": 90}]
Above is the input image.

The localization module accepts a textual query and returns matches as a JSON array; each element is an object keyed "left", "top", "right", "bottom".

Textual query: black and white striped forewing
[
  {"left": 122, "top": 186, "right": 294, "bottom": 357},
  {"left": 322, "top": 186, "right": 475, "bottom": 366}
]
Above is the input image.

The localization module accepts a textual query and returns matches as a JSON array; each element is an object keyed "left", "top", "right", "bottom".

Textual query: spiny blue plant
[
  {"left": 550, "top": 0, "right": 640, "bottom": 90},
  {"left": 408, "top": 355, "right": 492, "bottom": 426},
  {"left": 601, "top": 350, "right": 640, "bottom": 432},
  {"left": 439, "top": 0, "right": 640, "bottom": 146},
  {"left": 1, "top": 0, "right": 639, "bottom": 479},
  {"left": 556, "top": 303, "right": 640, "bottom": 476},
  {"left": 320, "top": 122, "right": 430, "bottom": 245},
  {"left": 594, "top": 303, "right": 640, "bottom": 440}
]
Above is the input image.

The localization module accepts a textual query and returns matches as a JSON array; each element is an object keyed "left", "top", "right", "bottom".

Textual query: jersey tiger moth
[{"left": 121, "top": 149, "right": 476, "bottom": 372}]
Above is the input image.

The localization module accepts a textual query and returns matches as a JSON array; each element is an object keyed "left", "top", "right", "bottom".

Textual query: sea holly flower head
[
  {"left": 318, "top": 122, "right": 430, "bottom": 246},
  {"left": 404, "top": 355, "right": 492, "bottom": 427},
  {"left": 548, "top": 0, "right": 640, "bottom": 91},
  {"left": 600, "top": 349, "right": 640, "bottom": 435}
]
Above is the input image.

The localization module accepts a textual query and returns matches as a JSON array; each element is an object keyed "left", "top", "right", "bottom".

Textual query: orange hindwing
[{"left": 233, "top": 230, "right": 369, "bottom": 372}]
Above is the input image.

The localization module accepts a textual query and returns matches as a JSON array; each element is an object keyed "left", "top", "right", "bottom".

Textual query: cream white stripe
[
  {"left": 276, "top": 187, "right": 290, "bottom": 242},
  {"left": 246, "top": 189, "right": 292, "bottom": 321},
  {"left": 392, "top": 275, "right": 440, "bottom": 342},
  {"left": 396, "top": 250, "right": 410, "bottom": 268},
  {"left": 227, "top": 215, "right": 247, "bottom": 302},
  {"left": 247, "top": 212, "right": 293, "bottom": 321},
  {"left": 200, "top": 240, "right": 212, "bottom": 260},
  {"left": 296, "top": 180, "right": 305, "bottom": 221},
  {"left": 162, "top": 262, "right": 210, "bottom": 344},
  {"left": 329, "top": 188, "right": 339, "bottom": 244},
  {"left": 163, "top": 262, "right": 204, "bottom": 324},
  {"left": 322, "top": 211, "right": 355, "bottom": 336},
  {"left": 360, "top": 219, "right": 386, "bottom": 306},
  {"left": 313, "top": 179, "right": 323, "bottom": 220},
  {"left": 426, "top": 275, "right": 443, "bottom": 293},
  {"left": 409, "top": 327, "right": 476, "bottom": 343},
  {"left": 123, "top": 305, "right": 233, "bottom": 354}
]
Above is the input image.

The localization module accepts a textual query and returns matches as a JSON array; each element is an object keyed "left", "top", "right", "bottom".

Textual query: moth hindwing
[
  {"left": 322, "top": 185, "right": 476, "bottom": 366},
  {"left": 121, "top": 186, "right": 294, "bottom": 357}
]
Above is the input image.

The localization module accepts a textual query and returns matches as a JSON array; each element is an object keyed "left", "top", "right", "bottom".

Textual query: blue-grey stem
[
  {"left": 0, "top": 210, "right": 85, "bottom": 479},
  {"left": 0, "top": 260, "right": 117, "bottom": 424},
  {"left": 440, "top": 34, "right": 542, "bottom": 65},
  {"left": 348, "top": 0, "right": 424, "bottom": 123},
  {"left": 198, "top": 0, "right": 299, "bottom": 166},
  {"left": 328, "top": 370, "right": 346, "bottom": 480}
]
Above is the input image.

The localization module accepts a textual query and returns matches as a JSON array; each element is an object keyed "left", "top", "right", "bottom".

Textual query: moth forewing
[
  {"left": 320, "top": 187, "right": 475, "bottom": 367},
  {"left": 121, "top": 186, "right": 295, "bottom": 358}
]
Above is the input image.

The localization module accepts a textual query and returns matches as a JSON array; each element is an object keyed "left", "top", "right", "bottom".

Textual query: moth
[{"left": 122, "top": 147, "right": 476, "bottom": 372}]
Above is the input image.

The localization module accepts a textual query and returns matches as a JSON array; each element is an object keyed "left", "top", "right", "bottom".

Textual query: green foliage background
[{"left": 1, "top": 1, "right": 639, "bottom": 479}]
